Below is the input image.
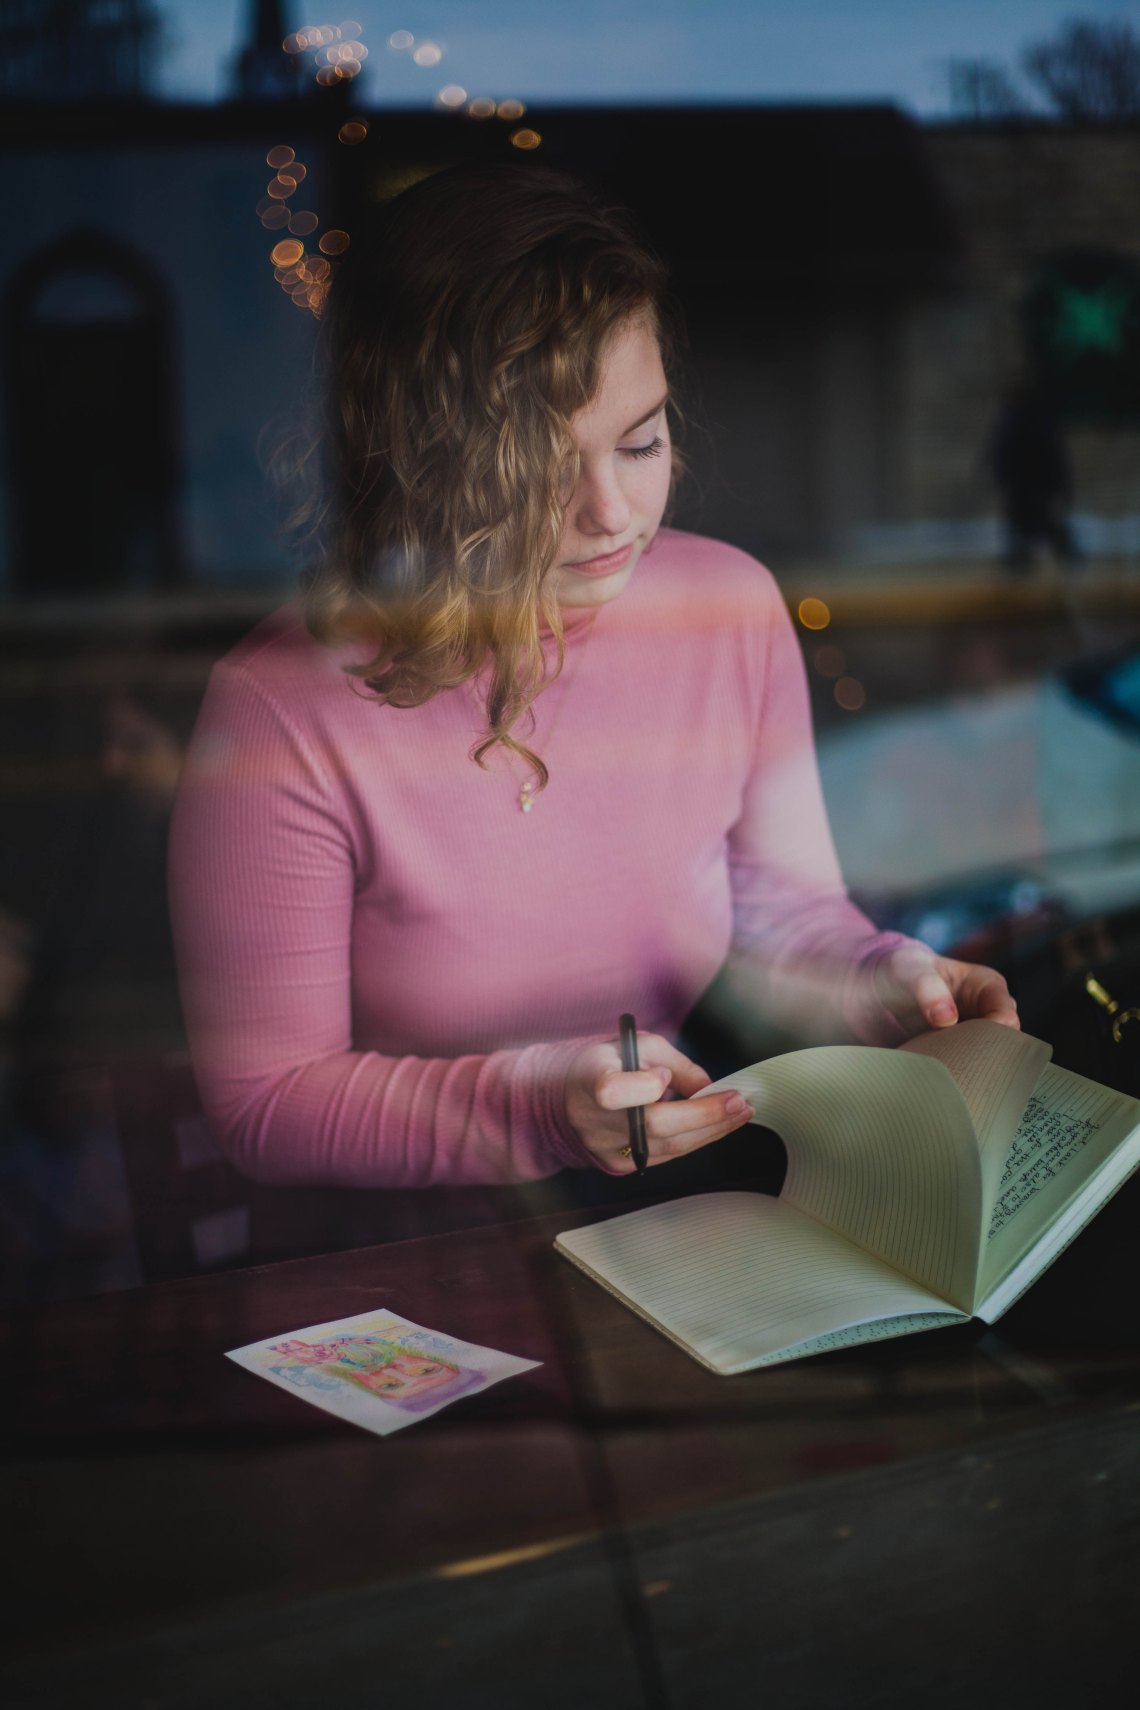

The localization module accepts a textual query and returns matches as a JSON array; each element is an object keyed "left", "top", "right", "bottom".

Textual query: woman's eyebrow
[{"left": 619, "top": 393, "right": 670, "bottom": 438}]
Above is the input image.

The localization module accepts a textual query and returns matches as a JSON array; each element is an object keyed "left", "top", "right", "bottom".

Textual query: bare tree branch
[
  {"left": 946, "top": 58, "right": 1032, "bottom": 121},
  {"left": 1022, "top": 19, "right": 1140, "bottom": 121}
]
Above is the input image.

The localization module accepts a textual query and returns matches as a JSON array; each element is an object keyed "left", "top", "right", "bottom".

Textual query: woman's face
[{"left": 551, "top": 318, "right": 672, "bottom": 610}]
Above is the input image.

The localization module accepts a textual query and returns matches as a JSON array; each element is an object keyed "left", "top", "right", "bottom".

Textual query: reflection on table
[{"left": 4, "top": 1179, "right": 1139, "bottom": 1709}]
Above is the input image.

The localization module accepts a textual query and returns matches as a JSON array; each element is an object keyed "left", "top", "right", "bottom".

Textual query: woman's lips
[{"left": 563, "top": 542, "right": 634, "bottom": 578}]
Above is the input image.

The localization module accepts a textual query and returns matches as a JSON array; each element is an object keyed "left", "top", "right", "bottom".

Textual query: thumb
[{"left": 911, "top": 965, "right": 959, "bottom": 1028}]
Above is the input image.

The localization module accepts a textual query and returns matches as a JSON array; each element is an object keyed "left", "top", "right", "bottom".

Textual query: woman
[{"left": 169, "top": 164, "right": 1016, "bottom": 1192}]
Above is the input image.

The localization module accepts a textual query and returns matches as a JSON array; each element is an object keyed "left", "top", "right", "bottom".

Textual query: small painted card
[{"left": 226, "top": 1308, "right": 541, "bottom": 1436}]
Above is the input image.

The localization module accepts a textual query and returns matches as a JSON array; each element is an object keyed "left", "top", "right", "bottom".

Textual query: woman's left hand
[{"left": 874, "top": 943, "right": 1019, "bottom": 1040}]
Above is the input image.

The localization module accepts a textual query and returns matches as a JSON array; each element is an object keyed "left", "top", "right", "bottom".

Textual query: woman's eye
[{"left": 621, "top": 436, "right": 665, "bottom": 461}]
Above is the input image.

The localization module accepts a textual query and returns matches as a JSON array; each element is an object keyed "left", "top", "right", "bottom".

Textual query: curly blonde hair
[{"left": 298, "top": 163, "right": 680, "bottom": 787}]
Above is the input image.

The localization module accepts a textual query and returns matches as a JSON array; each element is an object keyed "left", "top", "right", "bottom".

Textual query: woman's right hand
[{"left": 565, "top": 1032, "right": 753, "bottom": 1174}]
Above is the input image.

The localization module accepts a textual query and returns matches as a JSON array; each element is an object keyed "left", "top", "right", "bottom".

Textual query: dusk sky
[{"left": 157, "top": 1, "right": 1139, "bottom": 114}]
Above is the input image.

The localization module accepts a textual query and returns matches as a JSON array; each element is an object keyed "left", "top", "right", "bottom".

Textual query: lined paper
[
  {"left": 556, "top": 1193, "right": 963, "bottom": 1375},
  {"left": 978, "top": 1061, "right": 1140, "bottom": 1303},
  {"left": 901, "top": 1021, "right": 1051, "bottom": 1225},
  {"left": 704, "top": 1049, "right": 981, "bottom": 1310}
]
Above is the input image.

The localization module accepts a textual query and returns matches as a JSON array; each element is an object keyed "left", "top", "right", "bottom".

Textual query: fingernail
[
  {"left": 929, "top": 1002, "right": 957, "bottom": 1025},
  {"left": 725, "top": 1093, "right": 751, "bottom": 1117}
]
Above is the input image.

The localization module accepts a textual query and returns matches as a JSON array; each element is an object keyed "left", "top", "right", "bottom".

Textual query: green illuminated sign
[{"left": 1023, "top": 250, "right": 1140, "bottom": 423}]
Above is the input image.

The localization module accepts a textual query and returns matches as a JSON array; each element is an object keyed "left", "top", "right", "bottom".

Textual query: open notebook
[{"left": 555, "top": 1021, "right": 1140, "bottom": 1372}]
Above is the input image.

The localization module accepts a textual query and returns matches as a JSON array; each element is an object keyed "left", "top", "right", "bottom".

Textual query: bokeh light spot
[
  {"left": 497, "top": 98, "right": 526, "bottom": 120},
  {"left": 467, "top": 96, "right": 496, "bottom": 118},
  {"left": 261, "top": 204, "right": 291, "bottom": 230},
  {"left": 412, "top": 42, "right": 443, "bottom": 66},
  {"left": 389, "top": 30, "right": 414, "bottom": 50},
  {"left": 834, "top": 677, "right": 866, "bottom": 712},
  {"left": 437, "top": 84, "right": 467, "bottom": 107},
  {"left": 271, "top": 238, "right": 305, "bottom": 268},
  {"left": 510, "top": 128, "right": 542, "bottom": 150},
  {"left": 797, "top": 597, "right": 831, "bottom": 630},
  {"left": 813, "top": 644, "right": 846, "bottom": 679},
  {"left": 338, "top": 120, "right": 368, "bottom": 144},
  {"left": 319, "top": 229, "right": 351, "bottom": 255},
  {"left": 288, "top": 210, "right": 319, "bottom": 236},
  {"left": 266, "top": 145, "right": 295, "bottom": 169}
]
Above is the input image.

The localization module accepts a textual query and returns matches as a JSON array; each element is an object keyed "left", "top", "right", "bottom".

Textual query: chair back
[{"left": 112, "top": 1054, "right": 253, "bottom": 1282}]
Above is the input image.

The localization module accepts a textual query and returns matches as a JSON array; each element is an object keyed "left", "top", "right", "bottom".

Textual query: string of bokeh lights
[
  {"left": 283, "top": 18, "right": 368, "bottom": 87},
  {"left": 797, "top": 597, "right": 866, "bottom": 712},
  {"left": 257, "top": 141, "right": 348, "bottom": 319},
  {"left": 385, "top": 27, "right": 537, "bottom": 143},
  {"left": 258, "top": 22, "right": 540, "bottom": 319}
]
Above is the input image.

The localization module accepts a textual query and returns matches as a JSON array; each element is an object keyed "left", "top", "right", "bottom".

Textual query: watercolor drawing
[
  {"left": 228, "top": 1306, "right": 539, "bottom": 1435},
  {"left": 265, "top": 1328, "right": 485, "bottom": 1411}
]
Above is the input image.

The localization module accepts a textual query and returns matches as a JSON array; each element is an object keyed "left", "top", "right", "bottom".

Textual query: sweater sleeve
[
  {"left": 168, "top": 660, "right": 595, "bottom": 1187},
  {"left": 724, "top": 573, "right": 911, "bottom": 1045}
]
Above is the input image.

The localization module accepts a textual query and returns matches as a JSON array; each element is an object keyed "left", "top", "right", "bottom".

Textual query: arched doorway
[{"left": 3, "top": 230, "right": 183, "bottom": 595}]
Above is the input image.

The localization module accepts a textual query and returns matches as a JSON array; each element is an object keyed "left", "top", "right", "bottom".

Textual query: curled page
[
  {"left": 703, "top": 1048, "right": 982, "bottom": 1311},
  {"left": 901, "top": 1020, "right": 1051, "bottom": 1230}
]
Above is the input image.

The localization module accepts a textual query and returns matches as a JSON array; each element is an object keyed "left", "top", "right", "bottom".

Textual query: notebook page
[
  {"left": 555, "top": 1193, "right": 965, "bottom": 1375},
  {"left": 978, "top": 1125, "right": 1140, "bottom": 1323},
  {"left": 703, "top": 1049, "right": 981, "bottom": 1311},
  {"left": 901, "top": 1022, "right": 1052, "bottom": 1225},
  {"left": 977, "top": 1062, "right": 1140, "bottom": 1305}
]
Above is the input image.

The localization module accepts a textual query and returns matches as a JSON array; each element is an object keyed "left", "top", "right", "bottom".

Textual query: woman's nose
[{"left": 573, "top": 463, "right": 632, "bottom": 538}]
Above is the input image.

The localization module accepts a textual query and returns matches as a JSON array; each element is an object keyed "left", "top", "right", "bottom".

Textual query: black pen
[{"left": 619, "top": 1012, "right": 650, "bottom": 1176}]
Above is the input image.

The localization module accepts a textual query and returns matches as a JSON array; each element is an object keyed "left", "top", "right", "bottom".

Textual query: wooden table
[{"left": 4, "top": 1184, "right": 1140, "bottom": 1709}]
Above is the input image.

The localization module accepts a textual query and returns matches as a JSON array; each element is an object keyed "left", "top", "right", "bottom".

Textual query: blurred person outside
[{"left": 987, "top": 377, "right": 1080, "bottom": 573}]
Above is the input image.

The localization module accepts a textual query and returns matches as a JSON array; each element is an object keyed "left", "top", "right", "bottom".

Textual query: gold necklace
[{"left": 508, "top": 613, "right": 597, "bottom": 814}]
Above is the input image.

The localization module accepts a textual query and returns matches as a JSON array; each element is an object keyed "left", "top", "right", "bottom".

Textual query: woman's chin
[{"left": 554, "top": 556, "right": 640, "bottom": 609}]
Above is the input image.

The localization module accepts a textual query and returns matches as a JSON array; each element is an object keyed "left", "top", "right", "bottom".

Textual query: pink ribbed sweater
[{"left": 169, "top": 529, "right": 903, "bottom": 1187}]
